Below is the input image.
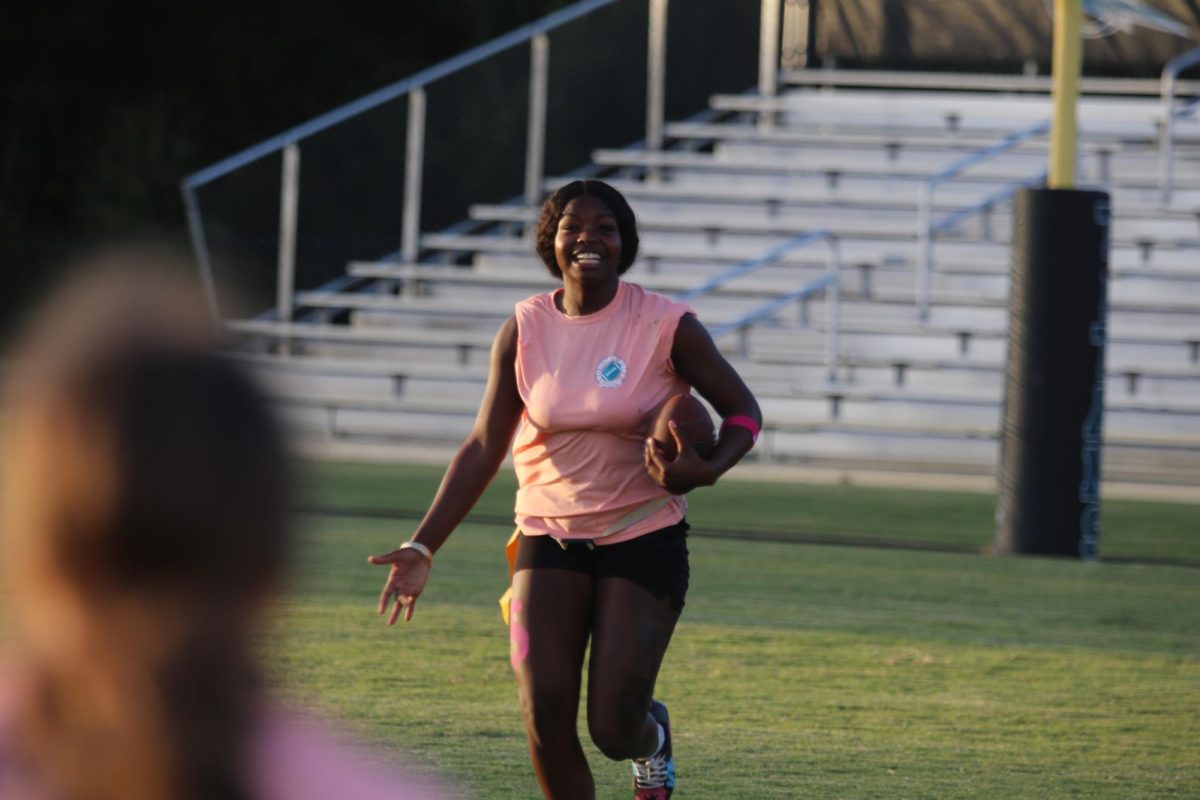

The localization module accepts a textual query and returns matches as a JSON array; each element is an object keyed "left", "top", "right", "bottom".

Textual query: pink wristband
[{"left": 721, "top": 415, "right": 761, "bottom": 444}]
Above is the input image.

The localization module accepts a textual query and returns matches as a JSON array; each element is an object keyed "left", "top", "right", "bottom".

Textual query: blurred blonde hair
[{"left": 2, "top": 248, "right": 290, "bottom": 800}]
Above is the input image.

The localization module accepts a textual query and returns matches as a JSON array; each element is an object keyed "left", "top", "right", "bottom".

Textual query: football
[{"left": 649, "top": 393, "right": 716, "bottom": 460}]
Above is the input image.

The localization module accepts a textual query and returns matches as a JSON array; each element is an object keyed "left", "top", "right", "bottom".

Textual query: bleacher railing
[
  {"left": 180, "top": 0, "right": 769, "bottom": 320},
  {"left": 914, "top": 119, "right": 1050, "bottom": 321},
  {"left": 1159, "top": 44, "right": 1200, "bottom": 205},
  {"left": 678, "top": 230, "right": 842, "bottom": 382}
]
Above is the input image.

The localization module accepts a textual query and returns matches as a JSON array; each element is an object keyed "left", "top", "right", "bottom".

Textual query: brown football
[{"left": 650, "top": 394, "right": 715, "bottom": 460}]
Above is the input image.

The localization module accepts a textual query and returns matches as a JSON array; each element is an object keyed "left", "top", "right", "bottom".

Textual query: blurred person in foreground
[{"left": 0, "top": 251, "right": 452, "bottom": 800}]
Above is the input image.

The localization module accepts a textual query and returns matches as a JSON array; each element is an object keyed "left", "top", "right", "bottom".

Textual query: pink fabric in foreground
[
  {"left": 0, "top": 668, "right": 457, "bottom": 800},
  {"left": 250, "top": 709, "right": 459, "bottom": 800}
]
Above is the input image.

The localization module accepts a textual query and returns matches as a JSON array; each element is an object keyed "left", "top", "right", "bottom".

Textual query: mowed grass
[{"left": 264, "top": 462, "right": 1200, "bottom": 798}]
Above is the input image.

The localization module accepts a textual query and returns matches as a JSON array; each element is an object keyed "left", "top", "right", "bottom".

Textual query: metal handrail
[
  {"left": 931, "top": 170, "right": 1048, "bottom": 238},
  {"left": 915, "top": 118, "right": 1050, "bottom": 320},
  {"left": 181, "top": 0, "right": 788, "bottom": 323},
  {"left": 676, "top": 229, "right": 833, "bottom": 302},
  {"left": 681, "top": 230, "right": 842, "bottom": 382},
  {"left": 180, "top": 0, "right": 614, "bottom": 191},
  {"left": 1160, "top": 44, "right": 1200, "bottom": 205},
  {"left": 180, "top": 0, "right": 618, "bottom": 320}
]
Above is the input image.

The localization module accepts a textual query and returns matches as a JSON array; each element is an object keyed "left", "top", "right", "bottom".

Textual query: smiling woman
[
  {"left": 551, "top": 193, "right": 623, "bottom": 295},
  {"left": 368, "top": 179, "right": 762, "bottom": 800},
  {"left": 536, "top": 179, "right": 640, "bottom": 279}
]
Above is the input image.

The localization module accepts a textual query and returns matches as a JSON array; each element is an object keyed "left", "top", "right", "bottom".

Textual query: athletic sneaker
[{"left": 631, "top": 699, "right": 675, "bottom": 799}]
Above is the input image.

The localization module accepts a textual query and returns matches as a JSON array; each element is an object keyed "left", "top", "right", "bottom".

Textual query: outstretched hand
[
  {"left": 367, "top": 547, "right": 433, "bottom": 625},
  {"left": 644, "top": 420, "right": 716, "bottom": 495}
]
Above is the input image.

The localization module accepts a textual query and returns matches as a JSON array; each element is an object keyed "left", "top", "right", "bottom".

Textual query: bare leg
[
  {"left": 510, "top": 567, "right": 596, "bottom": 800},
  {"left": 585, "top": 577, "right": 680, "bottom": 761}
]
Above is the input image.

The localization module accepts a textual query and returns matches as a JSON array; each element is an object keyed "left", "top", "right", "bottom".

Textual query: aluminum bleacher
[{"left": 221, "top": 73, "right": 1200, "bottom": 492}]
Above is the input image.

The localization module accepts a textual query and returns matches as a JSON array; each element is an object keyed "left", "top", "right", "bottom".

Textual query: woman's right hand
[
  {"left": 367, "top": 547, "right": 433, "bottom": 625},
  {"left": 364, "top": 318, "right": 523, "bottom": 627}
]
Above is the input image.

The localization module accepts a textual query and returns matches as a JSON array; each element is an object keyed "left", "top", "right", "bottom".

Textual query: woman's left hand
[{"left": 644, "top": 421, "right": 716, "bottom": 495}]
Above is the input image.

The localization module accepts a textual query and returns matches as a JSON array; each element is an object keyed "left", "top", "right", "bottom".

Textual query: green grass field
[
  {"left": 269, "top": 462, "right": 1198, "bottom": 798},
  {"left": 265, "top": 465, "right": 1200, "bottom": 796}
]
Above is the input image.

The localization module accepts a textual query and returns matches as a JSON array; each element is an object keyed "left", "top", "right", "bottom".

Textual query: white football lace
[{"left": 632, "top": 751, "right": 670, "bottom": 788}]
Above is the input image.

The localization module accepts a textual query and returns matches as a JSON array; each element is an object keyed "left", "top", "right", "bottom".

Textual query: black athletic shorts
[{"left": 513, "top": 519, "right": 690, "bottom": 613}]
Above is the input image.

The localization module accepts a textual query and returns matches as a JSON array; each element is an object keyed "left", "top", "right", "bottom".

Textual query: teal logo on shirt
[{"left": 595, "top": 355, "right": 627, "bottom": 388}]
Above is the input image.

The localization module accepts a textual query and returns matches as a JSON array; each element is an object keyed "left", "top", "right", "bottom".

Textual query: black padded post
[{"left": 995, "top": 188, "right": 1110, "bottom": 560}]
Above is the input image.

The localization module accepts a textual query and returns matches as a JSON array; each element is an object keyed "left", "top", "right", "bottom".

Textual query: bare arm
[
  {"left": 408, "top": 316, "right": 523, "bottom": 552},
  {"left": 368, "top": 316, "right": 523, "bottom": 623},
  {"left": 644, "top": 314, "right": 761, "bottom": 494}
]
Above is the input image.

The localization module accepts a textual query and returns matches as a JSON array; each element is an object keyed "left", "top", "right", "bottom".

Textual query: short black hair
[{"left": 534, "top": 179, "right": 640, "bottom": 278}]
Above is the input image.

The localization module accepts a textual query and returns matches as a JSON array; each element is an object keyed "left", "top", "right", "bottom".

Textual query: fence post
[
  {"left": 277, "top": 143, "right": 301, "bottom": 326},
  {"left": 401, "top": 87, "right": 427, "bottom": 264},
  {"left": 646, "top": 0, "right": 668, "bottom": 180},
  {"left": 525, "top": 34, "right": 550, "bottom": 210},
  {"left": 759, "top": 0, "right": 783, "bottom": 130}
]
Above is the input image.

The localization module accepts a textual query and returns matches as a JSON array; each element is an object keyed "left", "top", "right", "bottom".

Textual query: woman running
[{"left": 370, "top": 179, "right": 762, "bottom": 799}]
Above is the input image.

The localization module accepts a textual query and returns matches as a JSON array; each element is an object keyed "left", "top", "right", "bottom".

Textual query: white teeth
[{"left": 575, "top": 253, "right": 601, "bottom": 261}]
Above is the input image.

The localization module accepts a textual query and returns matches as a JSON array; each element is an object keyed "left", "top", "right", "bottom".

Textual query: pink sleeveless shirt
[{"left": 512, "top": 282, "right": 694, "bottom": 544}]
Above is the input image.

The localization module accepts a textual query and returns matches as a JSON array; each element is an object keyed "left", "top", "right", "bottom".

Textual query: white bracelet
[{"left": 400, "top": 541, "right": 434, "bottom": 562}]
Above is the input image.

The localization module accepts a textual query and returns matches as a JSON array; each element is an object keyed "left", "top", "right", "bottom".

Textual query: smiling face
[
  {"left": 553, "top": 195, "right": 623, "bottom": 285},
  {"left": 534, "top": 180, "right": 640, "bottom": 278}
]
